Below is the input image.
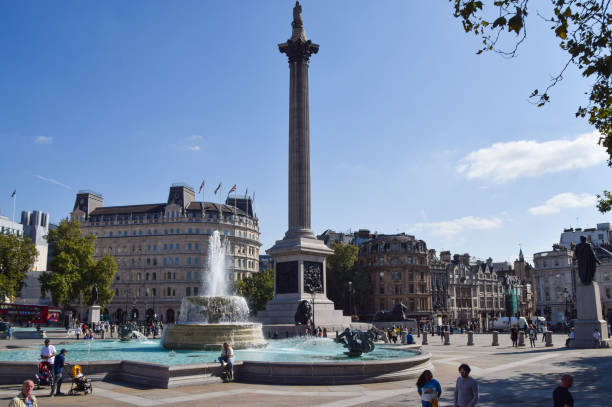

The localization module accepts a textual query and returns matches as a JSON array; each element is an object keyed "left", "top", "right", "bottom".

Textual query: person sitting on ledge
[
  {"left": 566, "top": 329, "right": 575, "bottom": 347},
  {"left": 406, "top": 332, "right": 415, "bottom": 344},
  {"left": 218, "top": 342, "right": 235, "bottom": 376}
]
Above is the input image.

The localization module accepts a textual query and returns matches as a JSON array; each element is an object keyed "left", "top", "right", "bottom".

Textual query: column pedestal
[
  {"left": 570, "top": 282, "right": 610, "bottom": 348},
  {"left": 89, "top": 305, "right": 101, "bottom": 324}
]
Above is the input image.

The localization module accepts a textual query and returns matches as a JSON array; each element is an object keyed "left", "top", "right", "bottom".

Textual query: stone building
[
  {"left": 560, "top": 223, "right": 611, "bottom": 249},
  {"left": 534, "top": 245, "right": 574, "bottom": 325},
  {"left": 358, "top": 233, "right": 431, "bottom": 322},
  {"left": 70, "top": 184, "right": 261, "bottom": 323},
  {"left": 428, "top": 249, "right": 449, "bottom": 319}
]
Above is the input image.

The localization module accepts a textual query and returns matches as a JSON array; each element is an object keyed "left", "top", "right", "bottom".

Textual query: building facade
[
  {"left": 20, "top": 210, "right": 50, "bottom": 272},
  {"left": 358, "top": 233, "right": 431, "bottom": 322},
  {"left": 428, "top": 250, "right": 449, "bottom": 319},
  {"left": 560, "top": 223, "right": 612, "bottom": 249},
  {"left": 70, "top": 184, "right": 261, "bottom": 323},
  {"left": 534, "top": 245, "right": 575, "bottom": 325}
]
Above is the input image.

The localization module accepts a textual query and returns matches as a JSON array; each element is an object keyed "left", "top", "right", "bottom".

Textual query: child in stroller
[
  {"left": 34, "top": 361, "right": 53, "bottom": 389},
  {"left": 69, "top": 365, "right": 92, "bottom": 395}
]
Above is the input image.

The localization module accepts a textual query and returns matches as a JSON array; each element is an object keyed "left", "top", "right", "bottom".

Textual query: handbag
[{"left": 431, "top": 399, "right": 439, "bottom": 407}]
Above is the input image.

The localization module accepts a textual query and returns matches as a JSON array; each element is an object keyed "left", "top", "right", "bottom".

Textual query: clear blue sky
[{"left": 1, "top": 1, "right": 609, "bottom": 263}]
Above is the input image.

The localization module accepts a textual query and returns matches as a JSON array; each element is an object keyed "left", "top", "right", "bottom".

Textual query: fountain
[{"left": 161, "top": 231, "right": 267, "bottom": 350}]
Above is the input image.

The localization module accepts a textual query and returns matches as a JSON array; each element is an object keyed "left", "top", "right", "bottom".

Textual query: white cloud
[
  {"left": 34, "top": 136, "right": 53, "bottom": 144},
  {"left": 528, "top": 192, "right": 597, "bottom": 215},
  {"left": 187, "top": 145, "right": 201, "bottom": 151},
  {"left": 190, "top": 135, "right": 203, "bottom": 140},
  {"left": 457, "top": 131, "right": 606, "bottom": 183},
  {"left": 36, "top": 174, "right": 72, "bottom": 190},
  {"left": 413, "top": 216, "right": 502, "bottom": 238}
]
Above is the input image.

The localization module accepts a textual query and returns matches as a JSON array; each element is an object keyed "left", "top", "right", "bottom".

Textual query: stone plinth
[
  {"left": 161, "top": 323, "right": 267, "bottom": 351},
  {"left": 571, "top": 281, "right": 610, "bottom": 348},
  {"left": 89, "top": 305, "right": 101, "bottom": 324},
  {"left": 467, "top": 331, "right": 474, "bottom": 346},
  {"left": 492, "top": 331, "right": 499, "bottom": 346},
  {"left": 518, "top": 331, "right": 525, "bottom": 346},
  {"left": 422, "top": 332, "right": 428, "bottom": 345}
]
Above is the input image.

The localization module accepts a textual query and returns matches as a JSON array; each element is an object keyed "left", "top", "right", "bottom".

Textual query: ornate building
[
  {"left": 428, "top": 249, "right": 449, "bottom": 319},
  {"left": 70, "top": 184, "right": 261, "bottom": 323},
  {"left": 358, "top": 233, "right": 431, "bottom": 322}
]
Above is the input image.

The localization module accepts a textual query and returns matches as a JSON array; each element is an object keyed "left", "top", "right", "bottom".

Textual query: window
[
  {"left": 188, "top": 228, "right": 193, "bottom": 234},
  {"left": 109, "top": 232, "right": 113, "bottom": 237},
  {"left": 154, "top": 229, "right": 158, "bottom": 235},
  {"left": 187, "top": 271, "right": 192, "bottom": 280},
  {"left": 138, "top": 230, "right": 143, "bottom": 236},
  {"left": 146, "top": 258, "right": 151, "bottom": 265},
  {"left": 153, "top": 244, "right": 157, "bottom": 251},
  {"left": 195, "top": 228, "right": 200, "bottom": 234},
  {"left": 379, "top": 257, "right": 384, "bottom": 266},
  {"left": 164, "top": 229, "right": 168, "bottom": 234},
  {"left": 175, "top": 257, "right": 179, "bottom": 264},
  {"left": 176, "top": 228, "right": 180, "bottom": 234},
  {"left": 133, "top": 231, "right": 137, "bottom": 236},
  {"left": 195, "top": 257, "right": 199, "bottom": 265},
  {"left": 392, "top": 271, "right": 401, "bottom": 281},
  {"left": 176, "top": 244, "right": 180, "bottom": 250},
  {"left": 195, "top": 243, "right": 199, "bottom": 250},
  {"left": 147, "top": 245, "right": 151, "bottom": 251},
  {"left": 407, "top": 257, "right": 413, "bottom": 264},
  {"left": 194, "top": 271, "right": 199, "bottom": 280},
  {"left": 186, "top": 287, "right": 191, "bottom": 296},
  {"left": 409, "top": 284, "right": 414, "bottom": 293},
  {"left": 164, "top": 244, "right": 168, "bottom": 250},
  {"left": 394, "top": 286, "right": 401, "bottom": 294},
  {"left": 163, "top": 257, "right": 167, "bottom": 265},
  {"left": 378, "top": 272, "right": 384, "bottom": 281},
  {"left": 188, "top": 243, "right": 192, "bottom": 250},
  {"left": 170, "top": 244, "right": 174, "bottom": 250},
  {"left": 194, "top": 287, "right": 199, "bottom": 296},
  {"left": 379, "top": 300, "right": 385, "bottom": 311},
  {"left": 379, "top": 286, "right": 384, "bottom": 294},
  {"left": 187, "top": 257, "right": 192, "bottom": 265},
  {"left": 152, "top": 272, "right": 156, "bottom": 280},
  {"left": 146, "top": 272, "right": 150, "bottom": 280},
  {"left": 152, "top": 288, "right": 157, "bottom": 296}
]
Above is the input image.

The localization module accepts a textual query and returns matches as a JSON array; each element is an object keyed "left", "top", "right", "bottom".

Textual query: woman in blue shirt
[{"left": 417, "top": 370, "right": 442, "bottom": 407}]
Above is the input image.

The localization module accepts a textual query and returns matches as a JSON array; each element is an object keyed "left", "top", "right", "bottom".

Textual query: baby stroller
[
  {"left": 68, "top": 365, "right": 92, "bottom": 395},
  {"left": 33, "top": 361, "right": 53, "bottom": 389}
]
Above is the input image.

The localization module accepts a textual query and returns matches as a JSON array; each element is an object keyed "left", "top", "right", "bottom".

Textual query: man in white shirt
[{"left": 40, "top": 339, "right": 57, "bottom": 369}]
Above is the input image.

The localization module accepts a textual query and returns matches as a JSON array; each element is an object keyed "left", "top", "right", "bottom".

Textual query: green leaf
[{"left": 492, "top": 16, "right": 507, "bottom": 28}]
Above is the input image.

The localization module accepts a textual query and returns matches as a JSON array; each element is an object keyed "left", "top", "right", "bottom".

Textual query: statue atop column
[
  {"left": 574, "top": 236, "right": 601, "bottom": 285},
  {"left": 289, "top": 1, "right": 308, "bottom": 42},
  {"left": 91, "top": 284, "right": 99, "bottom": 305}
]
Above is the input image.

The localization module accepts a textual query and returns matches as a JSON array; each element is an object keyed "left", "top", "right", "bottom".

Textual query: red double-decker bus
[{"left": 0, "top": 303, "right": 62, "bottom": 325}]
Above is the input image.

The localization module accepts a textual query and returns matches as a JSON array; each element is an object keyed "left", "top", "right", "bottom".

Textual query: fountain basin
[{"left": 161, "top": 322, "right": 267, "bottom": 350}]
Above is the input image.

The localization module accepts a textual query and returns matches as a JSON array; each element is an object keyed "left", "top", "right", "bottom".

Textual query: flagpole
[{"left": 12, "top": 191, "right": 16, "bottom": 226}]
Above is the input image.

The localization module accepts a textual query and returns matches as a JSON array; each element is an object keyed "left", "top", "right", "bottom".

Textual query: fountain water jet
[{"left": 161, "top": 231, "right": 267, "bottom": 350}]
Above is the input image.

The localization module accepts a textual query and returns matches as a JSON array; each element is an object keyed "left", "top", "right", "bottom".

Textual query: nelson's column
[{"left": 258, "top": 2, "right": 350, "bottom": 329}]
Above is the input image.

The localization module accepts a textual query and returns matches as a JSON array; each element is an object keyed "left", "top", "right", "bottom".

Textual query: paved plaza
[{"left": 1, "top": 333, "right": 610, "bottom": 406}]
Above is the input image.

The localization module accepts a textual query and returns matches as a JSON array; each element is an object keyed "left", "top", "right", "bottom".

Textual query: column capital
[{"left": 278, "top": 39, "right": 319, "bottom": 64}]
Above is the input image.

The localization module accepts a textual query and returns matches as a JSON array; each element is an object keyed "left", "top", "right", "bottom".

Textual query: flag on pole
[
  {"left": 228, "top": 184, "right": 236, "bottom": 195},
  {"left": 245, "top": 187, "right": 248, "bottom": 197},
  {"left": 214, "top": 182, "right": 222, "bottom": 195},
  {"left": 10, "top": 189, "right": 16, "bottom": 197},
  {"left": 198, "top": 180, "right": 205, "bottom": 194}
]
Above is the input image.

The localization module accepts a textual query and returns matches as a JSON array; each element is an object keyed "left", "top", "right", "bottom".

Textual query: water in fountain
[
  {"left": 203, "top": 230, "right": 228, "bottom": 296},
  {"left": 163, "top": 230, "right": 266, "bottom": 349}
]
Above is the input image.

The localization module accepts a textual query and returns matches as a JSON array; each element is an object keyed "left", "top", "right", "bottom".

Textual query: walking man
[
  {"left": 552, "top": 374, "right": 573, "bottom": 407},
  {"left": 50, "top": 349, "right": 68, "bottom": 397},
  {"left": 593, "top": 328, "right": 601, "bottom": 348},
  {"left": 454, "top": 363, "right": 478, "bottom": 407}
]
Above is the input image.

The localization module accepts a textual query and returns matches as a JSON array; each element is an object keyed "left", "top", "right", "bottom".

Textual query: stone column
[
  {"left": 444, "top": 331, "right": 450, "bottom": 345},
  {"left": 467, "top": 331, "right": 474, "bottom": 346},
  {"left": 545, "top": 331, "right": 553, "bottom": 347},
  {"left": 518, "top": 330, "right": 526, "bottom": 346},
  {"left": 492, "top": 331, "right": 499, "bottom": 346},
  {"left": 422, "top": 332, "right": 428, "bottom": 345}
]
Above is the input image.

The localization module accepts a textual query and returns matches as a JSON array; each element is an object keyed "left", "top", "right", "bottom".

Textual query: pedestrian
[
  {"left": 50, "top": 349, "right": 68, "bottom": 397},
  {"left": 7, "top": 324, "right": 12, "bottom": 340},
  {"left": 40, "top": 339, "right": 56, "bottom": 372},
  {"left": 541, "top": 324, "right": 548, "bottom": 343},
  {"left": 454, "top": 363, "right": 478, "bottom": 407},
  {"left": 552, "top": 374, "right": 573, "bottom": 407},
  {"left": 528, "top": 325, "right": 537, "bottom": 348},
  {"left": 9, "top": 380, "right": 38, "bottom": 407},
  {"left": 593, "top": 328, "right": 601, "bottom": 348},
  {"left": 510, "top": 327, "right": 518, "bottom": 347},
  {"left": 417, "top": 369, "right": 441, "bottom": 407},
  {"left": 566, "top": 328, "right": 575, "bottom": 347}
]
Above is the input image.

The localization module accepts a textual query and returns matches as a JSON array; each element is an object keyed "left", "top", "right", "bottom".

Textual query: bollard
[
  {"left": 417, "top": 329, "right": 421, "bottom": 338},
  {"left": 492, "top": 331, "right": 499, "bottom": 346},
  {"left": 422, "top": 332, "right": 428, "bottom": 345},
  {"left": 518, "top": 331, "right": 526, "bottom": 347},
  {"left": 444, "top": 331, "right": 451, "bottom": 345},
  {"left": 545, "top": 331, "right": 553, "bottom": 347},
  {"left": 467, "top": 330, "right": 474, "bottom": 346},
  {"left": 401, "top": 331, "right": 407, "bottom": 345}
]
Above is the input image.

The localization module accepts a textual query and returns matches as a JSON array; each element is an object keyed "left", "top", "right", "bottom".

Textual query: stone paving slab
[{"left": 1, "top": 333, "right": 610, "bottom": 406}]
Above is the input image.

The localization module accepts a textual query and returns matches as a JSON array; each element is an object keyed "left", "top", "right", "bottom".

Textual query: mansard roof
[{"left": 89, "top": 201, "right": 246, "bottom": 217}]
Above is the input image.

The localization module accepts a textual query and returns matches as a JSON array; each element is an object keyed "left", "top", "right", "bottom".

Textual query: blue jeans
[
  {"left": 218, "top": 356, "right": 234, "bottom": 369},
  {"left": 421, "top": 402, "right": 433, "bottom": 407}
]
